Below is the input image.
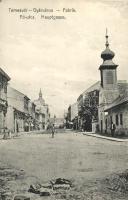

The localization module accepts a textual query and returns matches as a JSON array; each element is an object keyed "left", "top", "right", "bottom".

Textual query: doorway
[{"left": 101, "top": 120, "right": 103, "bottom": 133}]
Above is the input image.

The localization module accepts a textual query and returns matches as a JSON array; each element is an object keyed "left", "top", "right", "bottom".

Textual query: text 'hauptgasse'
[{"left": 8, "top": 8, "right": 77, "bottom": 20}]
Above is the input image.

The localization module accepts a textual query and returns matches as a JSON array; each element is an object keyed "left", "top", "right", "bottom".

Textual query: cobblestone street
[{"left": 0, "top": 131, "right": 128, "bottom": 199}]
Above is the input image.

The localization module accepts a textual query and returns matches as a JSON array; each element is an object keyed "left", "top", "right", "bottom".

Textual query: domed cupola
[
  {"left": 101, "top": 31, "right": 115, "bottom": 60},
  {"left": 99, "top": 29, "right": 118, "bottom": 70},
  {"left": 99, "top": 29, "right": 118, "bottom": 89},
  {"left": 101, "top": 47, "right": 115, "bottom": 60}
]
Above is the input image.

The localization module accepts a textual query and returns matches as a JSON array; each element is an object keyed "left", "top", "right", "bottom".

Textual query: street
[{"left": 0, "top": 130, "right": 128, "bottom": 199}]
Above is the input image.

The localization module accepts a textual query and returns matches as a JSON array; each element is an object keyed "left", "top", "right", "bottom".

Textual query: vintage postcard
[{"left": 0, "top": 0, "right": 128, "bottom": 199}]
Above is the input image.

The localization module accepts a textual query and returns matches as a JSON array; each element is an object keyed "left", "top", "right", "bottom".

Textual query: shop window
[
  {"left": 116, "top": 114, "right": 119, "bottom": 126},
  {"left": 120, "top": 114, "right": 123, "bottom": 125}
]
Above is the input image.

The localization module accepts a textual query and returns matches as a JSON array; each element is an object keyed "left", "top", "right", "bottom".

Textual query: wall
[
  {"left": 7, "top": 87, "right": 25, "bottom": 112},
  {"left": 105, "top": 103, "right": 128, "bottom": 136},
  {"left": 6, "top": 106, "right": 14, "bottom": 132},
  {"left": 71, "top": 103, "right": 78, "bottom": 121},
  {"left": 0, "top": 75, "right": 8, "bottom": 132},
  {"left": 101, "top": 69, "right": 117, "bottom": 89},
  {"left": 7, "top": 87, "right": 25, "bottom": 132}
]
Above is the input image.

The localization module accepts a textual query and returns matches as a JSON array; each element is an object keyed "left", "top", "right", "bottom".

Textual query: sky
[{"left": 0, "top": 0, "right": 128, "bottom": 117}]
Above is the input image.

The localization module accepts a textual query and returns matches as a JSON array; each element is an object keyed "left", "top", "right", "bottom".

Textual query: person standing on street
[
  {"left": 51, "top": 124, "right": 55, "bottom": 138},
  {"left": 111, "top": 122, "right": 116, "bottom": 137},
  {"left": 3, "top": 127, "right": 9, "bottom": 140}
]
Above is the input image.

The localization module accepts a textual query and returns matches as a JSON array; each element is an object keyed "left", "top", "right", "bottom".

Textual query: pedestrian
[
  {"left": 111, "top": 122, "right": 116, "bottom": 137},
  {"left": 51, "top": 124, "right": 55, "bottom": 138},
  {"left": 8, "top": 129, "right": 12, "bottom": 139},
  {"left": 3, "top": 127, "right": 9, "bottom": 140}
]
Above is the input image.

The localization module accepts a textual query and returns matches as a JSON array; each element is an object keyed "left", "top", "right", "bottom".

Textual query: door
[
  {"left": 105, "top": 118, "right": 107, "bottom": 133},
  {"left": 101, "top": 120, "right": 103, "bottom": 133}
]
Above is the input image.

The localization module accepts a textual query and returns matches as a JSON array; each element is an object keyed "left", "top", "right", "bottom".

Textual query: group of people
[{"left": 2, "top": 124, "right": 56, "bottom": 139}]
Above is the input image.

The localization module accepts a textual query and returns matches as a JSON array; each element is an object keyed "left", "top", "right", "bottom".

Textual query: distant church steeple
[
  {"left": 38, "top": 89, "right": 45, "bottom": 105},
  {"left": 99, "top": 29, "right": 118, "bottom": 89},
  {"left": 39, "top": 88, "right": 42, "bottom": 99}
]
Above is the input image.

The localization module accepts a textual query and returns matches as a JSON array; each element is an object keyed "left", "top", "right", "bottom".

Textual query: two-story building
[
  {"left": 28, "top": 101, "right": 36, "bottom": 131},
  {"left": 6, "top": 87, "right": 30, "bottom": 133},
  {"left": 0, "top": 68, "right": 10, "bottom": 133},
  {"left": 77, "top": 81, "right": 100, "bottom": 132}
]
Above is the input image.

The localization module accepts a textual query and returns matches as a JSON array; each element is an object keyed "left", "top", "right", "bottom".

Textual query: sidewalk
[
  {"left": 0, "top": 130, "right": 46, "bottom": 140},
  {"left": 83, "top": 132, "right": 128, "bottom": 142}
]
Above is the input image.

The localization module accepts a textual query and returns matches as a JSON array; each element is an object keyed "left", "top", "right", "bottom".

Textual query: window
[
  {"left": 4, "top": 83, "right": 7, "bottom": 93},
  {"left": 110, "top": 116, "right": 112, "bottom": 125},
  {"left": 120, "top": 114, "right": 123, "bottom": 125},
  {"left": 116, "top": 115, "right": 119, "bottom": 126},
  {"left": 105, "top": 118, "right": 107, "bottom": 132}
]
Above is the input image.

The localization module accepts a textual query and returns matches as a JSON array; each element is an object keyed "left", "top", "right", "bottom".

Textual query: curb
[{"left": 83, "top": 133, "right": 128, "bottom": 142}]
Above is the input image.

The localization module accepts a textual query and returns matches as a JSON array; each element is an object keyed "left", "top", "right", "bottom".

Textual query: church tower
[
  {"left": 38, "top": 89, "right": 45, "bottom": 105},
  {"left": 98, "top": 30, "right": 119, "bottom": 133},
  {"left": 39, "top": 88, "right": 42, "bottom": 99},
  {"left": 99, "top": 29, "right": 118, "bottom": 90}
]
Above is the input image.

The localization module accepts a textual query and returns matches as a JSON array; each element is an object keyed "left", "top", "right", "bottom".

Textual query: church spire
[
  {"left": 100, "top": 29, "right": 115, "bottom": 61},
  {"left": 105, "top": 28, "right": 109, "bottom": 48},
  {"left": 39, "top": 88, "right": 42, "bottom": 99}
]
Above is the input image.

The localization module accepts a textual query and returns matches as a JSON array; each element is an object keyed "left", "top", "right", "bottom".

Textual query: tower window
[{"left": 106, "top": 71, "right": 114, "bottom": 84}]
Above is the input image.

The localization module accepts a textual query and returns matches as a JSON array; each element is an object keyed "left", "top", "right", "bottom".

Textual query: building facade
[
  {"left": 70, "top": 31, "right": 128, "bottom": 136},
  {"left": 0, "top": 68, "right": 10, "bottom": 133},
  {"left": 71, "top": 102, "right": 78, "bottom": 130},
  {"left": 28, "top": 101, "right": 36, "bottom": 131},
  {"left": 98, "top": 31, "right": 128, "bottom": 135},
  {"left": 34, "top": 89, "right": 50, "bottom": 130},
  {"left": 77, "top": 82, "right": 100, "bottom": 132},
  {"left": 6, "top": 87, "right": 30, "bottom": 133},
  {"left": 104, "top": 93, "right": 128, "bottom": 136}
]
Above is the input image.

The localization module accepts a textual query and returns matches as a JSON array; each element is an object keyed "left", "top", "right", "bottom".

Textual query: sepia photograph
[{"left": 0, "top": 0, "right": 128, "bottom": 199}]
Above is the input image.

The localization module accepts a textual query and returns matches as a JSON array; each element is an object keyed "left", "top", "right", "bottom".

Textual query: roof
[
  {"left": 104, "top": 92, "right": 128, "bottom": 111},
  {"left": 99, "top": 60, "right": 118, "bottom": 70},
  {"left": 103, "top": 90, "right": 119, "bottom": 104},
  {"left": 24, "top": 95, "right": 30, "bottom": 101},
  {"left": 0, "top": 68, "right": 11, "bottom": 81},
  {"left": 8, "top": 86, "right": 29, "bottom": 99},
  {"left": 101, "top": 47, "right": 115, "bottom": 60},
  {"left": 84, "top": 81, "right": 100, "bottom": 93},
  {"left": 77, "top": 81, "right": 100, "bottom": 101},
  {"left": 13, "top": 107, "right": 26, "bottom": 116},
  {"left": 118, "top": 80, "right": 128, "bottom": 95},
  {"left": 101, "top": 80, "right": 128, "bottom": 105}
]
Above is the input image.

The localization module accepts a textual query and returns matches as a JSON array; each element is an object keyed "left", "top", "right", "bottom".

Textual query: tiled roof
[
  {"left": 84, "top": 81, "right": 100, "bottom": 93},
  {"left": 103, "top": 91, "right": 119, "bottom": 104},
  {"left": 104, "top": 92, "right": 128, "bottom": 111},
  {"left": 118, "top": 81, "right": 128, "bottom": 95}
]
